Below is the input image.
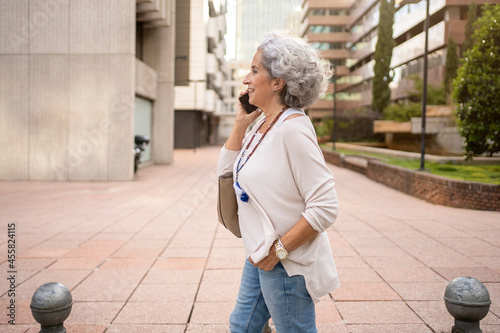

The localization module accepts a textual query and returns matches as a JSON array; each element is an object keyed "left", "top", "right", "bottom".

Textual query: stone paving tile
[
  {"left": 317, "top": 322, "right": 349, "bottom": 332},
  {"left": 106, "top": 324, "right": 186, "bottom": 333},
  {"left": 333, "top": 282, "right": 402, "bottom": 301},
  {"left": 389, "top": 282, "right": 449, "bottom": 301},
  {"left": 336, "top": 267, "right": 383, "bottom": 282},
  {"left": 196, "top": 282, "right": 239, "bottom": 302},
  {"left": 113, "top": 301, "right": 193, "bottom": 324},
  {"left": 65, "top": 302, "right": 124, "bottom": 325},
  {"left": 98, "top": 257, "right": 155, "bottom": 270},
  {"left": 202, "top": 269, "right": 243, "bottom": 284},
  {"left": 130, "top": 283, "right": 199, "bottom": 303},
  {"left": 419, "top": 253, "right": 483, "bottom": 268},
  {"left": 315, "top": 299, "right": 343, "bottom": 324},
  {"left": 10, "top": 269, "right": 90, "bottom": 301},
  {"left": 18, "top": 247, "right": 72, "bottom": 259},
  {"left": 377, "top": 267, "right": 447, "bottom": 283},
  {"left": 71, "top": 270, "right": 144, "bottom": 302},
  {"left": 472, "top": 256, "right": 500, "bottom": 273},
  {"left": 439, "top": 237, "right": 500, "bottom": 257},
  {"left": 28, "top": 324, "right": 108, "bottom": 333},
  {"left": 209, "top": 247, "right": 246, "bottom": 258},
  {"left": 406, "top": 301, "right": 455, "bottom": 333},
  {"left": 332, "top": 256, "right": 371, "bottom": 269},
  {"left": 189, "top": 301, "right": 234, "bottom": 325},
  {"left": 47, "top": 257, "right": 104, "bottom": 270},
  {"left": 433, "top": 267, "right": 500, "bottom": 283},
  {"left": 111, "top": 239, "right": 167, "bottom": 258},
  {"left": 186, "top": 324, "right": 230, "bottom": 332},
  {"left": 1, "top": 324, "right": 36, "bottom": 332},
  {"left": 152, "top": 257, "right": 206, "bottom": 270},
  {"left": 485, "top": 282, "right": 500, "bottom": 318},
  {"left": 354, "top": 245, "right": 409, "bottom": 257},
  {"left": 362, "top": 255, "right": 426, "bottom": 269},
  {"left": 347, "top": 324, "right": 433, "bottom": 332},
  {"left": 142, "top": 269, "right": 204, "bottom": 284},
  {"left": 63, "top": 239, "right": 126, "bottom": 258},
  {"left": 205, "top": 257, "right": 245, "bottom": 270},
  {"left": 331, "top": 244, "right": 359, "bottom": 256},
  {"left": 336, "top": 301, "right": 423, "bottom": 324},
  {"left": 0, "top": 299, "right": 33, "bottom": 325},
  {"left": 161, "top": 247, "right": 211, "bottom": 258}
]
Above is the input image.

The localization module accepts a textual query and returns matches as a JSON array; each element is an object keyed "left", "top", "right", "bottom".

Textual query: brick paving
[{"left": 0, "top": 145, "right": 499, "bottom": 333}]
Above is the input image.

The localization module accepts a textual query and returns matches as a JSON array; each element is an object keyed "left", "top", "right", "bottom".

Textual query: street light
[
  {"left": 187, "top": 79, "right": 206, "bottom": 150},
  {"left": 419, "top": 0, "right": 430, "bottom": 171},
  {"left": 331, "top": 64, "right": 337, "bottom": 151}
]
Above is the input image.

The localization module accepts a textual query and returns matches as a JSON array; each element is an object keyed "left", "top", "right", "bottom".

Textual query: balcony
[
  {"left": 136, "top": 0, "right": 172, "bottom": 28},
  {"left": 307, "top": 15, "right": 351, "bottom": 26},
  {"left": 307, "top": 32, "right": 351, "bottom": 43},
  {"left": 392, "top": 21, "right": 445, "bottom": 68},
  {"left": 206, "top": 53, "right": 218, "bottom": 75},
  {"left": 319, "top": 49, "right": 350, "bottom": 59}
]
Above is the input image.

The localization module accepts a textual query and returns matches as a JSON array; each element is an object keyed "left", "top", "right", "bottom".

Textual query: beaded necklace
[{"left": 235, "top": 107, "right": 286, "bottom": 202}]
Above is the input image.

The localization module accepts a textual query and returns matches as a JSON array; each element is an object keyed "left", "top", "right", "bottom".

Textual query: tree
[
  {"left": 408, "top": 75, "right": 446, "bottom": 105},
  {"left": 383, "top": 76, "right": 446, "bottom": 122},
  {"left": 372, "top": 0, "right": 396, "bottom": 114},
  {"left": 444, "top": 37, "right": 459, "bottom": 98},
  {"left": 453, "top": 5, "right": 500, "bottom": 159},
  {"left": 462, "top": 2, "right": 478, "bottom": 54}
]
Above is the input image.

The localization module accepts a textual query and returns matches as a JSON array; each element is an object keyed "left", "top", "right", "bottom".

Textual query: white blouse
[{"left": 217, "top": 108, "right": 340, "bottom": 302}]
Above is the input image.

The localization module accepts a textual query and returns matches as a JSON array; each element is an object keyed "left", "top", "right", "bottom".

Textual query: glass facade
[{"left": 236, "top": 0, "right": 302, "bottom": 61}]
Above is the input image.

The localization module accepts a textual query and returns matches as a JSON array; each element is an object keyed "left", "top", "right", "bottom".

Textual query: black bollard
[
  {"left": 444, "top": 276, "right": 491, "bottom": 333},
  {"left": 30, "top": 282, "right": 73, "bottom": 333}
]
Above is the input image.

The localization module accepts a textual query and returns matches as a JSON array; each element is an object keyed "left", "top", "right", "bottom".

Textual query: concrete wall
[{"left": 0, "top": 0, "right": 136, "bottom": 180}]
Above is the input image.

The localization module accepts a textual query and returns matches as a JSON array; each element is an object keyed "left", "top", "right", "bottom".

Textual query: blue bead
[{"left": 240, "top": 192, "right": 249, "bottom": 202}]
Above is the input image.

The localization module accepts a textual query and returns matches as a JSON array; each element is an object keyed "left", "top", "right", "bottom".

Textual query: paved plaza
[{"left": 0, "top": 146, "right": 499, "bottom": 332}]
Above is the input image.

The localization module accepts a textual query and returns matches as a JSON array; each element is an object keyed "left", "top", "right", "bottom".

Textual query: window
[{"left": 309, "top": 25, "right": 344, "bottom": 33}]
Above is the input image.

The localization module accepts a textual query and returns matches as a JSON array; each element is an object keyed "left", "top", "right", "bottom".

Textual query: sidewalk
[{"left": 0, "top": 146, "right": 499, "bottom": 333}]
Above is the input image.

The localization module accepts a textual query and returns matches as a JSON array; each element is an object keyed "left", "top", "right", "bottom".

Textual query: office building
[
  {"left": 174, "top": 0, "right": 228, "bottom": 148},
  {"left": 300, "top": 0, "right": 353, "bottom": 120},
  {"left": 301, "top": 0, "right": 500, "bottom": 118},
  {"left": 1, "top": 0, "right": 176, "bottom": 181},
  {"left": 219, "top": 0, "right": 302, "bottom": 141}
]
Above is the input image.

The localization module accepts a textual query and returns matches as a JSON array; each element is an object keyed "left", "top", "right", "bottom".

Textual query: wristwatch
[{"left": 274, "top": 239, "right": 288, "bottom": 260}]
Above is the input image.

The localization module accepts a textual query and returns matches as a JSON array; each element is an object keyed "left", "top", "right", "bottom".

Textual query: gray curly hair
[{"left": 257, "top": 31, "right": 332, "bottom": 108}]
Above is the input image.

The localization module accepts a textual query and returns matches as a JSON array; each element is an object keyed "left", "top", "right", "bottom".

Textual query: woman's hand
[
  {"left": 224, "top": 90, "right": 262, "bottom": 151},
  {"left": 249, "top": 243, "right": 279, "bottom": 271},
  {"left": 235, "top": 90, "right": 261, "bottom": 127}
]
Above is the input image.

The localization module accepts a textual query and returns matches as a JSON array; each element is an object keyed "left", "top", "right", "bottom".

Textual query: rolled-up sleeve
[
  {"left": 217, "top": 145, "right": 241, "bottom": 177},
  {"left": 282, "top": 121, "right": 339, "bottom": 233}
]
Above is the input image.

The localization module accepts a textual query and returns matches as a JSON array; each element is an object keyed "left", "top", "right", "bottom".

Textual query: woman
[{"left": 217, "top": 32, "right": 340, "bottom": 333}]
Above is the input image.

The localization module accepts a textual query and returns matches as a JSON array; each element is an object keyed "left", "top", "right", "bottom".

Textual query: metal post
[
  {"left": 187, "top": 79, "right": 205, "bottom": 150},
  {"left": 419, "top": 0, "right": 430, "bottom": 171},
  {"left": 332, "top": 64, "right": 337, "bottom": 151}
]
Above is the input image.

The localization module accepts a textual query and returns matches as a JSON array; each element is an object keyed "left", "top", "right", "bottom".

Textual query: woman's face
[{"left": 242, "top": 51, "right": 275, "bottom": 108}]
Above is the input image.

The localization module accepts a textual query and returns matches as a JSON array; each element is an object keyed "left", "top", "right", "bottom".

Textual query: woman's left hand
[{"left": 249, "top": 243, "right": 279, "bottom": 271}]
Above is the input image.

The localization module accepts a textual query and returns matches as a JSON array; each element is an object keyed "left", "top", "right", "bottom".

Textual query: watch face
[{"left": 277, "top": 249, "right": 287, "bottom": 260}]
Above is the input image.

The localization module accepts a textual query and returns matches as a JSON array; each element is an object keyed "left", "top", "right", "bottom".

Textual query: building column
[{"left": 143, "top": 6, "right": 176, "bottom": 164}]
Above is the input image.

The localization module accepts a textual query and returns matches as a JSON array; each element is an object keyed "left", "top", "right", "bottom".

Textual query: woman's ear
[{"left": 273, "top": 78, "right": 286, "bottom": 93}]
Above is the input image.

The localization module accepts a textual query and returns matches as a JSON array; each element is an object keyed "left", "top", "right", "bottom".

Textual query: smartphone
[{"left": 239, "top": 93, "right": 258, "bottom": 114}]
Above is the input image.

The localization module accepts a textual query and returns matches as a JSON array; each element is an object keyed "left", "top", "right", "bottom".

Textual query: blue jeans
[{"left": 229, "top": 259, "right": 317, "bottom": 333}]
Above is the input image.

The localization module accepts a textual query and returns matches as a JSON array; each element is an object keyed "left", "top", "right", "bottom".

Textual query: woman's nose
[{"left": 242, "top": 73, "right": 250, "bottom": 85}]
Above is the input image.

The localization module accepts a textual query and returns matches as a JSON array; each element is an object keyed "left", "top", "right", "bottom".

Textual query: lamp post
[
  {"left": 187, "top": 79, "right": 205, "bottom": 149},
  {"left": 331, "top": 64, "right": 337, "bottom": 151},
  {"left": 419, "top": 0, "right": 430, "bottom": 171}
]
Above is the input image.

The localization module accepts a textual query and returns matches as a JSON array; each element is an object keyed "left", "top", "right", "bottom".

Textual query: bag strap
[{"left": 276, "top": 108, "right": 305, "bottom": 126}]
